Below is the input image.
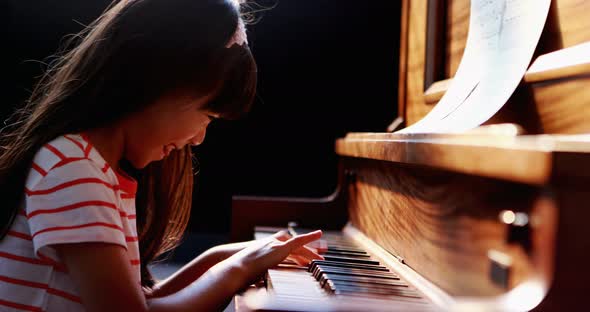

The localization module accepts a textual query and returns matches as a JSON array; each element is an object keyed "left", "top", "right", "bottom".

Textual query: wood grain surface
[
  {"left": 399, "top": 0, "right": 590, "bottom": 132},
  {"left": 343, "top": 157, "right": 554, "bottom": 297},
  {"left": 336, "top": 132, "right": 590, "bottom": 185}
]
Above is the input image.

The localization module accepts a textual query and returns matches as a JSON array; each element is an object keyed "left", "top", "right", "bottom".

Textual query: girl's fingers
[
  {"left": 307, "top": 239, "right": 328, "bottom": 253},
  {"left": 272, "top": 230, "right": 291, "bottom": 242},
  {"left": 293, "top": 245, "right": 324, "bottom": 261},
  {"left": 284, "top": 230, "right": 322, "bottom": 251},
  {"left": 287, "top": 254, "right": 309, "bottom": 266}
]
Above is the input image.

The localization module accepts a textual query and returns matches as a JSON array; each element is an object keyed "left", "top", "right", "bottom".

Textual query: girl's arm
[
  {"left": 152, "top": 231, "right": 323, "bottom": 297},
  {"left": 56, "top": 231, "right": 322, "bottom": 312},
  {"left": 150, "top": 241, "right": 251, "bottom": 298}
]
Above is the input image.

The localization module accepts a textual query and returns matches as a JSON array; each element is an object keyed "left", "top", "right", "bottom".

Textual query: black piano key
[
  {"left": 323, "top": 280, "right": 421, "bottom": 298},
  {"left": 317, "top": 264, "right": 396, "bottom": 275},
  {"left": 332, "top": 285, "right": 422, "bottom": 299},
  {"left": 315, "top": 265, "right": 398, "bottom": 276},
  {"left": 314, "top": 268, "right": 398, "bottom": 282},
  {"left": 323, "top": 251, "right": 371, "bottom": 258},
  {"left": 319, "top": 273, "right": 409, "bottom": 288},
  {"left": 322, "top": 255, "right": 380, "bottom": 265},
  {"left": 315, "top": 267, "right": 400, "bottom": 281},
  {"left": 312, "top": 265, "right": 359, "bottom": 278},
  {"left": 309, "top": 260, "right": 389, "bottom": 273},
  {"left": 327, "top": 246, "right": 367, "bottom": 254},
  {"left": 325, "top": 281, "right": 414, "bottom": 294},
  {"left": 311, "top": 263, "right": 390, "bottom": 278},
  {"left": 310, "top": 263, "right": 389, "bottom": 277},
  {"left": 325, "top": 280, "right": 411, "bottom": 295},
  {"left": 325, "top": 245, "right": 362, "bottom": 252},
  {"left": 324, "top": 280, "right": 410, "bottom": 290},
  {"left": 333, "top": 290, "right": 423, "bottom": 300}
]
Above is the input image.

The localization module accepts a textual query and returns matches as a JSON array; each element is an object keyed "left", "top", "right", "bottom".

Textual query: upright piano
[{"left": 230, "top": 0, "right": 590, "bottom": 310}]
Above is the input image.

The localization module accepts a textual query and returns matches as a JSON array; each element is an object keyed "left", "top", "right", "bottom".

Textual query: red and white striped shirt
[{"left": 0, "top": 134, "right": 140, "bottom": 311}]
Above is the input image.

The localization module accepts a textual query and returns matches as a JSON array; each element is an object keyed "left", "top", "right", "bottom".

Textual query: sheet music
[{"left": 399, "top": 0, "right": 551, "bottom": 133}]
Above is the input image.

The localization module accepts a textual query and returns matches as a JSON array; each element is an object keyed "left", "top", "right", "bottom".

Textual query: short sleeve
[{"left": 25, "top": 159, "right": 127, "bottom": 261}]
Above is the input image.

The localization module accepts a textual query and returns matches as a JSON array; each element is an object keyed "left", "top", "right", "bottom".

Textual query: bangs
[{"left": 203, "top": 46, "right": 257, "bottom": 120}]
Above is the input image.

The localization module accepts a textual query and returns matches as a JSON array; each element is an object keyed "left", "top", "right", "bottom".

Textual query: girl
[{"left": 0, "top": 0, "right": 323, "bottom": 311}]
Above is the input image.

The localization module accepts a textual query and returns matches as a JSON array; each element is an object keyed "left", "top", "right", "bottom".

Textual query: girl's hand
[
  {"left": 150, "top": 230, "right": 326, "bottom": 298},
  {"left": 270, "top": 230, "right": 327, "bottom": 265},
  {"left": 231, "top": 230, "right": 324, "bottom": 285}
]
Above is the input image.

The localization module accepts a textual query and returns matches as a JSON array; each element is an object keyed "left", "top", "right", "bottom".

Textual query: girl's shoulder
[{"left": 27, "top": 134, "right": 111, "bottom": 189}]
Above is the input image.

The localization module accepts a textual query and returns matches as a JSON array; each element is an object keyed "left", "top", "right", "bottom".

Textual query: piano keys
[{"left": 237, "top": 227, "right": 439, "bottom": 311}]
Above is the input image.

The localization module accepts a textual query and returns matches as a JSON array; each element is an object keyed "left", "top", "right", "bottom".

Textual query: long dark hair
[{"left": 0, "top": 0, "right": 257, "bottom": 289}]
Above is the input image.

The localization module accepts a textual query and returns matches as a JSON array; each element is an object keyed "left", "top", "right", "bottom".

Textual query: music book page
[{"left": 399, "top": 0, "right": 551, "bottom": 133}]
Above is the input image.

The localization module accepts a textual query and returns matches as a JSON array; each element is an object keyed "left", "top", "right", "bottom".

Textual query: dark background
[{"left": 1, "top": 0, "right": 401, "bottom": 258}]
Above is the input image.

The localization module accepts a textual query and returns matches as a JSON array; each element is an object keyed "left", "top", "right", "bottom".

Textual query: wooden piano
[{"left": 230, "top": 0, "right": 590, "bottom": 310}]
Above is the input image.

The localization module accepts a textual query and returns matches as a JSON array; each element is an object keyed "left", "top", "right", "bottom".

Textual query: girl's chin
[
  {"left": 131, "top": 160, "right": 150, "bottom": 169},
  {"left": 126, "top": 148, "right": 170, "bottom": 169},
  {"left": 128, "top": 155, "right": 155, "bottom": 169},
  {"left": 155, "top": 146, "right": 172, "bottom": 162}
]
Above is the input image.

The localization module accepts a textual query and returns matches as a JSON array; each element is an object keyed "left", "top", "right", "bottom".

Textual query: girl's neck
[{"left": 85, "top": 124, "right": 126, "bottom": 172}]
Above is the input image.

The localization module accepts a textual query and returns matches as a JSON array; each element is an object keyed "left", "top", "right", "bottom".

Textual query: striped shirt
[{"left": 0, "top": 134, "right": 139, "bottom": 311}]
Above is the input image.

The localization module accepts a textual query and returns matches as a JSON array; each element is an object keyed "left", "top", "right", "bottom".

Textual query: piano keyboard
[{"left": 241, "top": 227, "right": 437, "bottom": 311}]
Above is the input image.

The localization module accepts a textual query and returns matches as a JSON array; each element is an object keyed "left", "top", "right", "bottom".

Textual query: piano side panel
[
  {"left": 530, "top": 75, "right": 590, "bottom": 134},
  {"left": 533, "top": 185, "right": 590, "bottom": 311},
  {"left": 445, "top": 0, "right": 469, "bottom": 78},
  {"left": 403, "top": 0, "right": 429, "bottom": 126},
  {"left": 543, "top": 0, "right": 590, "bottom": 49},
  {"left": 344, "top": 157, "right": 556, "bottom": 297}
]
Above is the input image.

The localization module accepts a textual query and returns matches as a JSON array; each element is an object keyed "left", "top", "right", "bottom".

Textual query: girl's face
[{"left": 123, "top": 92, "right": 218, "bottom": 168}]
